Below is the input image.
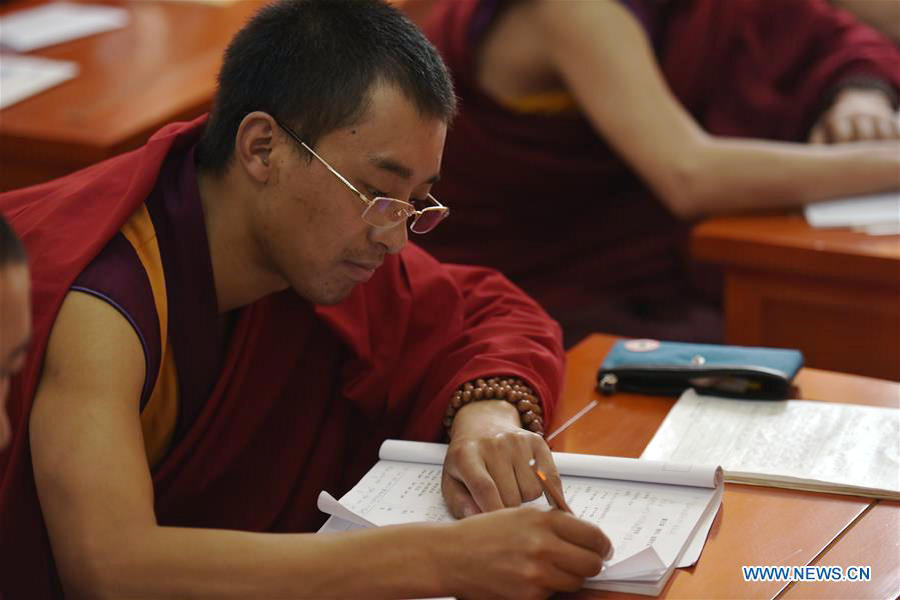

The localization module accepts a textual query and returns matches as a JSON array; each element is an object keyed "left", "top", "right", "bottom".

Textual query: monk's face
[
  {"left": 0, "top": 262, "right": 31, "bottom": 450},
  {"left": 258, "top": 83, "right": 447, "bottom": 305}
]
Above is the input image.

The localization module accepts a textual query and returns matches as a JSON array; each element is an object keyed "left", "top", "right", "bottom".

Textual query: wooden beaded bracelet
[{"left": 443, "top": 376, "right": 544, "bottom": 436}]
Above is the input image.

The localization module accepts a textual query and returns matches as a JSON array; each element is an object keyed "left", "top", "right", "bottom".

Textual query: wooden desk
[
  {"left": 0, "top": 0, "right": 264, "bottom": 192},
  {"left": 0, "top": 0, "right": 432, "bottom": 192},
  {"left": 783, "top": 501, "right": 900, "bottom": 600},
  {"left": 552, "top": 334, "right": 900, "bottom": 599},
  {"left": 691, "top": 214, "right": 900, "bottom": 381}
]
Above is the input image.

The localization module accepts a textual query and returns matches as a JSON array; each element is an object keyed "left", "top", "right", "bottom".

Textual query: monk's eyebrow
[{"left": 368, "top": 156, "right": 441, "bottom": 185}]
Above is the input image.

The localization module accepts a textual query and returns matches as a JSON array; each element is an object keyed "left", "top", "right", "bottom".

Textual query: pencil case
[{"left": 597, "top": 339, "right": 803, "bottom": 399}]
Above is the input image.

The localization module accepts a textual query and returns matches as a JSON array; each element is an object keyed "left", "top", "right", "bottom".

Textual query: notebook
[
  {"left": 642, "top": 389, "right": 900, "bottom": 500},
  {"left": 317, "top": 440, "right": 723, "bottom": 596}
]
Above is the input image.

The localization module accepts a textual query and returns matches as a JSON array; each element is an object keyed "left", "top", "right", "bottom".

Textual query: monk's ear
[{"left": 234, "top": 112, "right": 274, "bottom": 184}]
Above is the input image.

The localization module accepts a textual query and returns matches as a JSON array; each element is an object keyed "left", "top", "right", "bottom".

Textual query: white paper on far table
[
  {"left": 0, "top": 55, "right": 77, "bottom": 109},
  {"left": 0, "top": 2, "right": 129, "bottom": 52},
  {"left": 804, "top": 192, "right": 900, "bottom": 229},
  {"left": 642, "top": 389, "right": 900, "bottom": 498}
]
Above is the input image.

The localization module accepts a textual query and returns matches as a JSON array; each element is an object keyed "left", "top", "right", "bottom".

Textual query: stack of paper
[
  {"left": 642, "top": 389, "right": 900, "bottom": 500},
  {"left": 804, "top": 192, "right": 900, "bottom": 236},
  {"left": 318, "top": 440, "right": 723, "bottom": 596}
]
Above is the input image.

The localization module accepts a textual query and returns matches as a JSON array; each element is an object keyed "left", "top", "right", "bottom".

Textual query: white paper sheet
[
  {"left": 319, "top": 458, "right": 720, "bottom": 578},
  {"left": 317, "top": 514, "right": 364, "bottom": 534},
  {"left": 0, "top": 55, "right": 77, "bottom": 109},
  {"left": 566, "top": 474, "right": 718, "bottom": 571},
  {"left": 642, "top": 390, "right": 900, "bottom": 497},
  {"left": 855, "top": 222, "right": 900, "bottom": 236},
  {"left": 804, "top": 192, "right": 900, "bottom": 229},
  {"left": 677, "top": 499, "right": 720, "bottom": 567},
  {"left": 0, "top": 2, "right": 129, "bottom": 52},
  {"left": 316, "top": 491, "right": 375, "bottom": 528}
]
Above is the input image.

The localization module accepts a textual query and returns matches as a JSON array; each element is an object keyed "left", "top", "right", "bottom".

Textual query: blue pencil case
[{"left": 597, "top": 339, "right": 804, "bottom": 399}]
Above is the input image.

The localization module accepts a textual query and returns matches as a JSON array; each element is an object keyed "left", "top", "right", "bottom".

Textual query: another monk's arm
[
  {"left": 532, "top": 0, "right": 900, "bottom": 220},
  {"left": 30, "top": 291, "right": 606, "bottom": 598}
]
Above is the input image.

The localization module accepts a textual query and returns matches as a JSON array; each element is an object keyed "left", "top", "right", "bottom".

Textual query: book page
[
  {"left": 642, "top": 390, "right": 900, "bottom": 495},
  {"left": 324, "top": 459, "right": 720, "bottom": 574},
  {"left": 379, "top": 439, "right": 721, "bottom": 489},
  {"left": 564, "top": 476, "right": 720, "bottom": 572}
]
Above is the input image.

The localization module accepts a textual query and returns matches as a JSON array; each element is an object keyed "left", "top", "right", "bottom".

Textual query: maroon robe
[
  {"left": 420, "top": 0, "right": 900, "bottom": 345},
  {"left": 0, "top": 116, "right": 564, "bottom": 598}
]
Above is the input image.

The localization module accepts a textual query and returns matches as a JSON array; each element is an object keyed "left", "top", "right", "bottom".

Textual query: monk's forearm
[
  {"left": 669, "top": 138, "right": 900, "bottom": 219},
  {"left": 68, "top": 522, "right": 451, "bottom": 598}
]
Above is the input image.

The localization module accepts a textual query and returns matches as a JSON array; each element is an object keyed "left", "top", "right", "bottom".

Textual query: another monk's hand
[
  {"left": 442, "top": 400, "right": 561, "bottom": 518},
  {"left": 810, "top": 87, "right": 900, "bottom": 144}
]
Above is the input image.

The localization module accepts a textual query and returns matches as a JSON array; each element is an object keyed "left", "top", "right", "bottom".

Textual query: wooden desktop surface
[
  {"left": 0, "top": 0, "right": 264, "bottom": 191},
  {"left": 552, "top": 334, "right": 900, "bottom": 599},
  {"left": 691, "top": 214, "right": 900, "bottom": 382}
]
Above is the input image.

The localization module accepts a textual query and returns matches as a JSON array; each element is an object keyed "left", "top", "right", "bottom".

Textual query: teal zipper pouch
[{"left": 597, "top": 339, "right": 804, "bottom": 399}]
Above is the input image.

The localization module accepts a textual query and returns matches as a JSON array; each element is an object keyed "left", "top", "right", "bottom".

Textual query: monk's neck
[{"left": 196, "top": 170, "right": 289, "bottom": 313}]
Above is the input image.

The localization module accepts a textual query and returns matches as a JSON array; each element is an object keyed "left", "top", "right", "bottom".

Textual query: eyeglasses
[{"left": 273, "top": 117, "right": 449, "bottom": 234}]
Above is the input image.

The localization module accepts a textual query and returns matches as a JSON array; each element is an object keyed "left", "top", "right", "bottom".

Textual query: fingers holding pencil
[
  {"left": 529, "top": 458, "right": 615, "bottom": 562},
  {"left": 529, "top": 458, "right": 573, "bottom": 513}
]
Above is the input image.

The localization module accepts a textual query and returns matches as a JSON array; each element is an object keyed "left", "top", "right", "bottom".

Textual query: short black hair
[
  {"left": 196, "top": 0, "right": 456, "bottom": 173},
  {"left": 0, "top": 216, "right": 26, "bottom": 268}
]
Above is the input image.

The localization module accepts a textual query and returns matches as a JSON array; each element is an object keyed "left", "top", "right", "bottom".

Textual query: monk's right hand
[{"left": 439, "top": 505, "right": 612, "bottom": 600}]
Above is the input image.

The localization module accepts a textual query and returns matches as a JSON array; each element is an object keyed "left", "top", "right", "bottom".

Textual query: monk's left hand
[
  {"left": 809, "top": 87, "right": 900, "bottom": 144},
  {"left": 441, "top": 399, "right": 561, "bottom": 518}
]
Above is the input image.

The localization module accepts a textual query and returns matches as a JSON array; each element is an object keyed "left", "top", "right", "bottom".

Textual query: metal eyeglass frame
[{"left": 272, "top": 117, "right": 449, "bottom": 234}]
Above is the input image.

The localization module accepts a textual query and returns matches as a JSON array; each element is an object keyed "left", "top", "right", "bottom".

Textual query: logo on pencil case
[{"left": 624, "top": 339, "right": 660, "bottom": 352}]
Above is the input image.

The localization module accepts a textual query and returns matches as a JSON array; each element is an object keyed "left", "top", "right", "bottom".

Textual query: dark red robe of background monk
[{"left": 420, "top": 0, "right": 900, "bottom": 345}]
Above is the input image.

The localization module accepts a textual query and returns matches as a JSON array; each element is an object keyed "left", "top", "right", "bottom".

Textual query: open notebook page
[
  {"left": 318, "top": 442, "right": 722, "bottom": 578},
  {"left": 376, "top": 439, "right": 721, "bottom": 568},
  {"left": 642, "top": 389, "right": 900, "bottom": 499}
]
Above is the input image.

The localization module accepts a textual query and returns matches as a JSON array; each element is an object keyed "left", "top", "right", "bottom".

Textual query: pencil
[{"left": 529, "top": 458, "right": 574, "bottom": 514}]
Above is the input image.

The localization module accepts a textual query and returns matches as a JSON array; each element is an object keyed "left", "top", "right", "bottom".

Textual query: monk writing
[{"left": 0, "top": 1, "right": 611, "bottom": 597}]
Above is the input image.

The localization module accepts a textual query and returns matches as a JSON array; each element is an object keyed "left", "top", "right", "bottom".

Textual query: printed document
[{"left": 642, "top": 389, "right": 899, "bottom": 499}]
